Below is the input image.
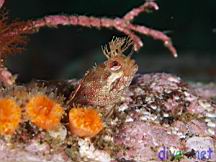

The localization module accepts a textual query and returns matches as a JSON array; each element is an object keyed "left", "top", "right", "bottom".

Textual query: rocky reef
[{"left": 0, "top": 73, "right": 215, "bottom": 162}]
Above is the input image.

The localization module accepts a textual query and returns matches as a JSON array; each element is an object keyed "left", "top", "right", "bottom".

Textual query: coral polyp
[
  {"left": 25, "top": 95, "right": 64, "bottom": 131},
  {"left": 69, "top": 108, "right": 104, "bottom": 137},
  {"left": 0, "top": 98, "right": 21, "bottom": 135}
]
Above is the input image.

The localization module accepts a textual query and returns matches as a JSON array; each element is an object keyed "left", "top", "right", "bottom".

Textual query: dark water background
[{"left": 4, "top": 0, "right": 216, "bottom": 82}]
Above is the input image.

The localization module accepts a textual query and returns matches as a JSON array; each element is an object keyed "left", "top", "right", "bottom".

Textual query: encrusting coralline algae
[{"left": 0, "top": 73, "right": 215, "bottom": 162}]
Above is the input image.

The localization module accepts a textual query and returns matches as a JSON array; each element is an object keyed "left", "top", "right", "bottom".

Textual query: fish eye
[{"left": 109, "top": 60, "right": 122, "bottom": 71}]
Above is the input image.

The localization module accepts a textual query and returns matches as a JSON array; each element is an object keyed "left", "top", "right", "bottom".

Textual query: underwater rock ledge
[{"left": 0, "top": 73, "right": 215, "bottom": 162}]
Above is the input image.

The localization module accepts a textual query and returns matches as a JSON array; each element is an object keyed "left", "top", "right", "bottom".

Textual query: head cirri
[{"left": 69, "top": 37, "right": 138, "bottom": 107}]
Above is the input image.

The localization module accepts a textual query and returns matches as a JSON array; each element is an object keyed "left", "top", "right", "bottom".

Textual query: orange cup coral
[
  {"left": 69, "top": 108, "right": 103, "bottom": 137},
  {"left": 25, "top": 95, "right": 64, "bottom": 130},
  {"left": 0, "top": 98, "right": 21, "bottom": 135}
]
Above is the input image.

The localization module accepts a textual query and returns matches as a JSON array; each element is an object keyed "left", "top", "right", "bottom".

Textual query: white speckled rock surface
[{"left": 0, "top": 73, "right": 215, "bottom": 162}]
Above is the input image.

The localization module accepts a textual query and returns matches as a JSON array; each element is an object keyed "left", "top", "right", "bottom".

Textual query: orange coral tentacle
[
  {"left": 69, "top": 108, "right": 103, "bottom": 137},
  {"left": 25, "top": 95, "right": 64, "bottom": 131},
  {"left": 0, "top": 98, "right": 21, "bottom": 135}
]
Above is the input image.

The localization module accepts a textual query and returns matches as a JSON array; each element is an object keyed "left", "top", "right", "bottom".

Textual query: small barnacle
[
  {"left": 25, "top": 95, "right": 64, "bottom": 131},
  {"left": 69, "top": 108, "right": 103, "bottom": 137},
  {"left": 0, "top": 98, "right": 21, "bottom": 135},
  {"left": 1, "top": 85, "right": 29, "bottom": 104}
]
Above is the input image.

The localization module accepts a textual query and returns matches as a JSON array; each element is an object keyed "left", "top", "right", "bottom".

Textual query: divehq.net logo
[{"left": 158, "top": 146, "right": 214, "bottom": 161}]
